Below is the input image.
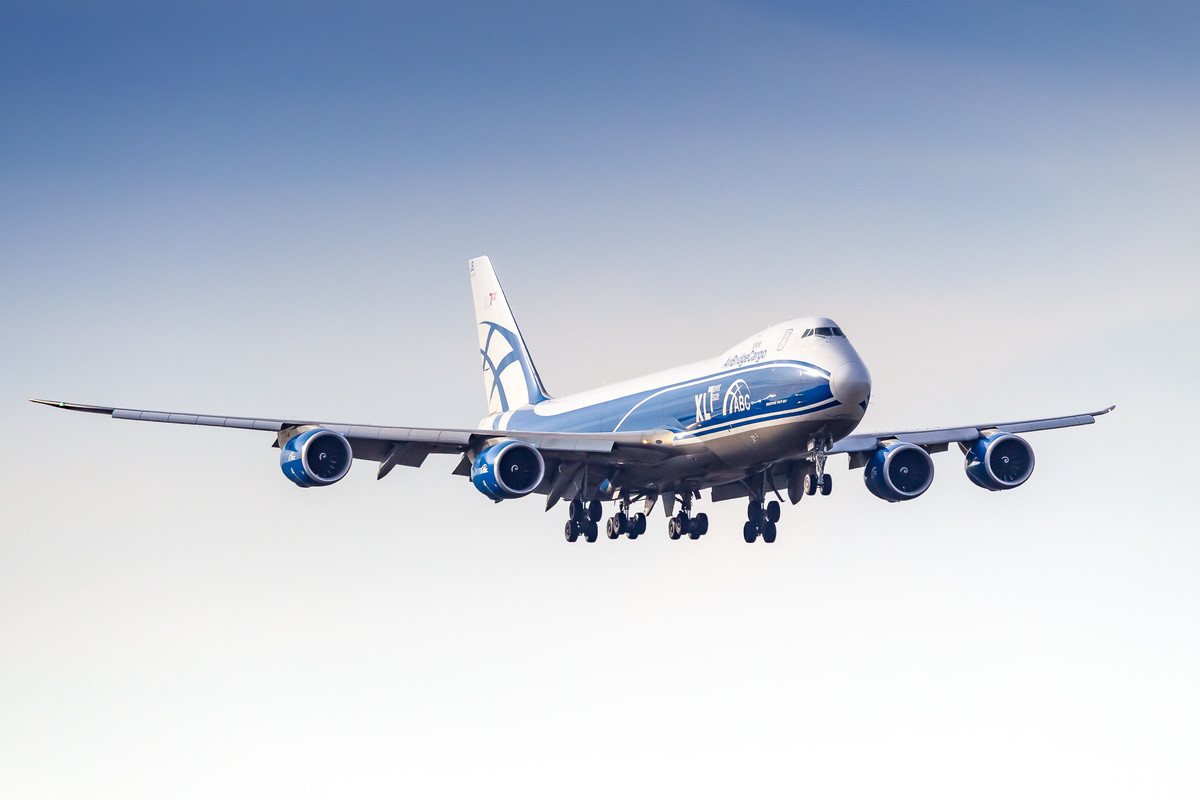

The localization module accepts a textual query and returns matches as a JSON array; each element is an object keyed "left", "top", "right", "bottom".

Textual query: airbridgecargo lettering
[
  {"left": 723, "top": 348, "right": 767, "bottom": 368},
  {"left": 724, "top": 343, "right": 763, "bottom": 371}
]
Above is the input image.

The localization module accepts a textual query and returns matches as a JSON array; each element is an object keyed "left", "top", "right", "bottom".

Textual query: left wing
[{"left": 28, "top": 399, "right": 675, "bottom": 482}]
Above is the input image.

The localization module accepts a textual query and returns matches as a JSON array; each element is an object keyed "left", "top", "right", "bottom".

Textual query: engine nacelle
[
  {"left": 471, "top": 440, "right": 545, "bottom": 501},
  {"left": 280, "top": 427, "right": 353, "bottom": 488},
  {"left": 864, "top": 442, "right": 935, "bottom": 502},
  {"left": 965, "top": 433, "right": 1034, "bottom": 491}
]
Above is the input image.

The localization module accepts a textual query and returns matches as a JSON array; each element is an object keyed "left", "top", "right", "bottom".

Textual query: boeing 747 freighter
[{"left": 34, "top": 256, "right": 1113, "bottom": 543}]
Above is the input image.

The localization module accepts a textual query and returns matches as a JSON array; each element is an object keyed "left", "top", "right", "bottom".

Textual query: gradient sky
[{"left": 3, "top": 2, "right": 1198, "bottom": 797}]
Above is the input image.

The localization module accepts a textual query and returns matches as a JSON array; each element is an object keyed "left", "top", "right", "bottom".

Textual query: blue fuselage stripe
[{"left": 499, "top": 359, "right": 837, "bottom": 436}]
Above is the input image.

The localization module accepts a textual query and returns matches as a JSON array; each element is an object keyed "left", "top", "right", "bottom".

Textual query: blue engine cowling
[
  {"left": 471, "top": 440, "right": 546, "bottom": 501},
  {"left": 964, "top": 433, "right": 1034, "bottom": 491},
  {"left": 280, "top": 427, "right": 353, "bottom": 488},
  {"left": 864, "top": 442, "right": 935, "bottom": 502}
]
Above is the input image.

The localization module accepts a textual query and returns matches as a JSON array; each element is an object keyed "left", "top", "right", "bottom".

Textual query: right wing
[{"left": 829, "top": 406, "right": 1116, "bottom": 457}]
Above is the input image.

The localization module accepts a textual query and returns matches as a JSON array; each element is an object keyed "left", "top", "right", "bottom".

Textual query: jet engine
[
  {"left": 280, "top": 427, "right": 353, "bottom": 488},
  {"left": 964, "top": 433, "right": 1034, "bottom": 491},
  {"left": 864, "top": 442, "right": 934, "bottom": 502},
  {"left": 471, "top": 440, "right": 546, "bottom": 501}
]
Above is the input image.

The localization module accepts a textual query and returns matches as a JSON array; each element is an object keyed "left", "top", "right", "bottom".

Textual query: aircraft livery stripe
[{"left": 608, "top": 359, "right": 830, "bottom": 431}]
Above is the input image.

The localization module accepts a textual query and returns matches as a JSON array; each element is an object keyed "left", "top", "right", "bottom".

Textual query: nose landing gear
[{"left": 804, "top": 444, "right": 834, "bottom": 496}]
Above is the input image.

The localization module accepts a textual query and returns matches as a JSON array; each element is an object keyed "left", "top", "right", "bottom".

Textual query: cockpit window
[
  {"left": 815, "top": 327, "right": 833, "bottom": 336},
  {"left": 801, "top": 329, "right": 813, "bottom": 338},
  {"left": 832, "top": 327, "right": 844, "bottom": 337}
]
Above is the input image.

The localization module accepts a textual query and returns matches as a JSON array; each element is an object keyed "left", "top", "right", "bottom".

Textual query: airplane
[{"left": 33, "top": 255, "right": 1114, "bottom": 544}]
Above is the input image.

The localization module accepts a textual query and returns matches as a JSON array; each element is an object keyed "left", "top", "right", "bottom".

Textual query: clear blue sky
[{"left": 3, "top": 2, "right": 1197, "bottom": 797}]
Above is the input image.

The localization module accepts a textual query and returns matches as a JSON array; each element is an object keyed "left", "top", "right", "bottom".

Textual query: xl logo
[
  {"left": 694, "top": 383, "right": 722, "bottom": 424},
  {"left": 723, "top": 379, "right": 752, "bottom": 415}
]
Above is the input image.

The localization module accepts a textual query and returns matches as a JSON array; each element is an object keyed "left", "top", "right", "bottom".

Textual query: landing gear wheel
[
  {"left": 820, "top": 474, "right": 833, "bottom": 496},
  {"left": 743, "top": 521, "right": 757, "bottom": 543},
  {"left": 629, "top": 513, "right": 646, "bottom": 538},
  {"left": 605, "top": 518, "right": 619, "bottom": 540},
  {"left": 668, "top": 517, "right": 681, "bottom": 540},
  {"left": 614, "top": 512, "right": 628, "bottom": 534},
  {"left": 585, "top": 521, "right": 598, "bottom": 543},
  {"left": 692, "top": 513, "right": 709, "bottom": 538},
  {"left": 762, "top": 521, "right": 777, "bottom": 543},
  {"left": 766, "top": 500, "right": 781, "bottom": 523},
  {"left": 747, "top": 501, "right": 763, "bottom": 523},
  {"left": 588, "top": 500, "right": 603, "bottom": 522},
  {"left": 804, "top": 473, "right": 818, "bottom": 496},
  {"left": 564, "top": 521, "right": 579, "bottom": 542},
  {"left": 569, "top": 499, "right": 585, "bottom": 521}
]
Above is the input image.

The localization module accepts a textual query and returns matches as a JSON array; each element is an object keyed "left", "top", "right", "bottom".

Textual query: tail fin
[{"left": 469, "top": 256, "right": 551, "bottom": 415}]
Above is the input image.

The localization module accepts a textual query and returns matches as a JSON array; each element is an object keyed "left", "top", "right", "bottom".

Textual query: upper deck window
[{"left": 776, "top": 329, "right": 793, "bottom": 350}]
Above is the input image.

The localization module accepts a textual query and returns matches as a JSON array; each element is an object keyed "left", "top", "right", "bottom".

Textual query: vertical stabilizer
[{"left": 469, "top": 256, "right": 551, "bottom": 415}]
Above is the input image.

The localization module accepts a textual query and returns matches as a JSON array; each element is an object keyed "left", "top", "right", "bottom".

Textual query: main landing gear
[
  {"left": 605, "top": 500, "right": 647, "bottom": 540},
  {"left": 743, "top": 498, "right": 781, "bottom": 543},
  {"left": 565, "top": 498, "right": 646, "bottom": 542},
  {"left": 667, "top": 513, "right": 709, "bottom": 540},
  {"left": 564, "top": 499, "right": 602, "bottom": 543}
]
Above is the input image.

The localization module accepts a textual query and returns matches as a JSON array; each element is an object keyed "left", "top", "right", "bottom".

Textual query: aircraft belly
[
  {"left": 705, "top": 417, "right": 823, "bottom": 469},
  {"left": 699, "top": 406, "right": 863, "bottom": 470}
]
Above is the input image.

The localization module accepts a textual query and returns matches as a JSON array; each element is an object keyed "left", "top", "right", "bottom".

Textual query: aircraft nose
[{"left": 830, "top": 359, "right": 872, "bottom": 407}]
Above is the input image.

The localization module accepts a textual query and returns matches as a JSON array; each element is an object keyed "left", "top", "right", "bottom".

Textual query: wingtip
[{"left": 29, "top": 399, "right": 116, "bottom": 415}]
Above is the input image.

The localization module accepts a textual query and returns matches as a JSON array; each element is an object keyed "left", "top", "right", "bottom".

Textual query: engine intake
[
  {"left": 280, "top": 427, "right": 353, "bottom": 488},
  {"left": 864, "top": 442, "right": 934, "bottom": 502},
  {"left": 471, "top": 440, "right": 545, "bottom": 501},
  {"left": 965, "top": 433, "right": 1034, "bottom": 491}
]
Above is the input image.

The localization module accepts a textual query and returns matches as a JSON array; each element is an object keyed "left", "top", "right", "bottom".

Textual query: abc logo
[{"left": 723, "top": 380, "right": 752, "bottom": 415}]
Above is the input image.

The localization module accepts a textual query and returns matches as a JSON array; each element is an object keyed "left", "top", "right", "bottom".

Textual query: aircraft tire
[
  {"left": 766, "top": 500, "right": 781, "bottom": 523},
  {"left": 606, "top": 518, "right": 619, "bottom": 539},
  {"left": 565, "top": 521, "right": 579, "bottom": 542},
  {"left": 630, "top": 513, "right": 646, "bottom": 538},
  {"left": 762, "top": 521, "right": 777, "bottom": 543},
  {"left": 668, "top": 518, "right": 681, "bottom": 540},
  {"left": 820, "top": 475, "right": 833, "bottom": 496},
  {"left": 804, "top": 474, "right": 818, "bottom": 496},
  {"left": 693, "top": 513, "right": 709, "bottom": 537},
  {"left": 588, "top": 500, "right": 603, "bottom": 522},
  {"left": 569, "top": 499, "right": 585, "bottom": 521},
  {"left": 585, "top": 521, "right": 598, "bottom": 542},
  {"left": 743, "top": 521, "right": 757, "bottom": 543}
]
